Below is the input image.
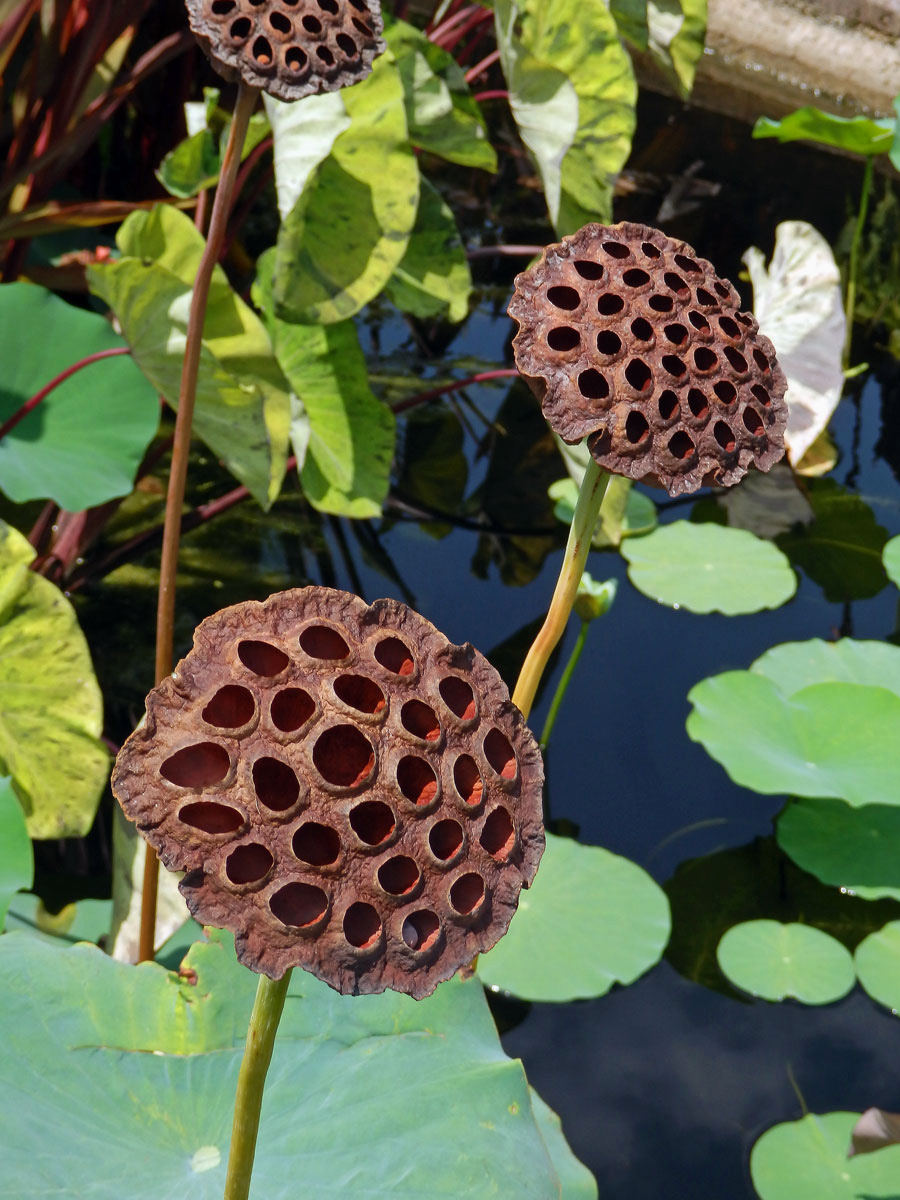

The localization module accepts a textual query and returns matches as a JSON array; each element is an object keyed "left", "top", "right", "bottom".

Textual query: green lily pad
[
  {"left": 750, "top": 1111, "right": 900, "bottom": 1200},
  {"left": 687, "top": 673, "right": 900, "bottom": 807},
  {"left": 477, "top": 833, "right": 670, "bottom": 1002},
  {"left": 621, "top": 521, "right": 797, "bottom": 613},
  {"left": 385, "top": 177, "right": 472, "bottom": 323},
  {"left": 493, "top": 0, "right": 636, "bottom": 232},
  {"left": 530, "top": 1088, "right": 599, "bottom": 1198},
  {"left": 777, "top": 798, "right": 900, "bottom": 902},
  {"left": 751, "top": 637, "right": 900, "bottom": 699},
  {"left": 855, "top": 921, "right": 900, "bottom": 1012},
  {"left": 5, "top": 893, "right": 112, "bottom": 947},
  {"left": 270, "top": 51, "right": 420, "bottom": 324},
  {"left": 753, "top": 108, "right": 894, "bottom": 157},
  {"left": 885, "top": 534, "right": 900, "bottom": 588},
  {"left": 87, "top": 205, "right": 291, "bottom": 509},
  {"left": 0, "top": 930, "right": 589, "bottom": 1196},
  {"left": 0, "top": 778, "right": 32, "bottom": 929},
  {"left": 716, "top": 919, "right": 855, "bottom": 1004},
  {"left": 0, "top": 520, "right": 108, "bottom": 838},
  {"left": 0, "top": 282, "right": 159, "bottom": 510}
]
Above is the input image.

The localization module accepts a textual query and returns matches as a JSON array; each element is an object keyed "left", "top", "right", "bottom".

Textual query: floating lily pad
[
  {"left": 855, "top": 921, "right": 900, "bottom": 1013},
  {"left": 751, "top": 638, "right": 900, "bottom": 700},
  {"left": 0, "top": 778, "right": 32, "bottom": 929},
  {"left": 0, "top": 931, "right": 588, "bottom": 1197},
  {"left": 621, "top": 521, "right": 796, "bottom": 614},
  {"left": 750, "top": 1111, "right": 900, "bottom": 1200},
  {"left": 716, "top": 919, "right": 854, "bottom": 1004},
  {"left": 885, "top": 535, "right": 900, "bottom": 588},
  {"left": 477, "top": 833, "right": 670, "bottom": 1002},
  {"left": 687, "top": 673, "right": 900, "bottom": 807},
  {"left": 777, "top": 798, "right": 900, "bottom": 902}
]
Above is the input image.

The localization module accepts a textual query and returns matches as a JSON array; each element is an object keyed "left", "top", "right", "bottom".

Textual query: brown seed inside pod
[
  {"left": 507, "top": 221, "right": 788, "bottom": 497},
  {"left": 112, "top": 586, "right": 544, "bottom": 999},
  {"left": 184, "top": 0, "right": 385, "bottom": 102}
]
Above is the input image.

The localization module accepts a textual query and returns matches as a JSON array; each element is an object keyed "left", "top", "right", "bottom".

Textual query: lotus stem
[{"left": 538, "top": 618, "right": 590, "bottom": 752}]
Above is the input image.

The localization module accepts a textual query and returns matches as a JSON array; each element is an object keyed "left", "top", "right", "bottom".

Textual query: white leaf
[{"left": 264, "top": 91, "right": 351, "bottom": 221}]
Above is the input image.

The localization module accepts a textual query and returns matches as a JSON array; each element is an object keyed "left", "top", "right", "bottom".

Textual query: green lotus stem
[
  {"left": 224, "top": 970, "right": 292, "bottom": 1200},
  {"left": 512, "top": 459, "right": 610, "bottom": 721},
  {"left": 538, "top": 618, "right": 590, "bottom": 752},
  {"left": 138, "top": 81, "right": 259, "bottom": 964},
  {"left": 844, "top": 153, "right": 873, "bottom": 369}
]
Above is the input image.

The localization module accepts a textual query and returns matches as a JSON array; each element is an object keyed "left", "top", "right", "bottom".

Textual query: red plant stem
[
  {"left": 230, "top": 135, "right": 273, "bottom": 217},
  {"left": 429, "top": 4, "right": 482, "bottom": 44},
  {"left": 433, "top": 6, "right": 491, "bottom": 51},
  {"left": 464, "top": 48, "right": 500, "bottom": 83},
  {"left": 466, "top": 243, "right": 542, "bottom": 257},
  {"left": 391, "top": 368, "right": 519, "bottom": 415},
  {"left": 472, "top": 89, "right": 508, "bottom": 103},
  {"left": 0, "top": 347, "right": 130, "bottom": 443},
  {"left": 138, "top": 82, "right": 259, "bottom": 965},
  {"left": 426, "top": 0, "right": 465, "bottom": 34},
  {"left": 456, "top": 21, "right": 488, "bottom": 65}
]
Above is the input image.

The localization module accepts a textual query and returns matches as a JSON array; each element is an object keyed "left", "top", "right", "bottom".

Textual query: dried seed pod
[
  {"left": 508, "top": 222, "right": 788, "bottom": 497},
  {"left": 185, "top": 0, "right": 384, "bottom": 102},
  {"left": 112, "top": 588, "right": 544, "bottom": 999}
]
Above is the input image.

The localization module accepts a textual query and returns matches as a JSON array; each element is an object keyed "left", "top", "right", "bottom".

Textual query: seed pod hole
[
  {"left": 648, "top": 294, "right": 674, "bottom": 313},
  {"left": 674, "top": 254, "right": 700, "bottom": 273},
  {"left": 298, "top": 624, "right": 349, "bottom": 660},
  {"left": 377, "top": 856, "right": 420, "bottom": 896},
  {"left": 688, "top": 389, "right": 709, "bottom": 420},
  {"left": 623, "top": 268, "right": 649, "bottom": 288},
  {"left": 302, "top": 14, "right": 322, "bottom": 32},
  {"left": 714, "top": 281, "right": 730, "bottom": 299},
  {"left": 439, "top": 676, "right": 476, "bottom": 720},
  {"left": 333, "top": 674, "right": 385, "bottom": 714},
  {"left": 374, "top": 636, "right": 414, "bottom": 676},
  {"left": 714, "top": 421, "right": 736, "bottom": 453},
  {"left": 292, "top": 822, "right": 340, "bottom": 866},
  {"left": 316, "top": 44, "right": 335, "bottom": 65},
  {"left": 688, "top": 311, "right": 710, "bottom": 332},
  {"left": 658, "top": 390, "right": 678, "bottom": 421},
  {"left": 547, "top": 285, "right": 580, "bottom": 310},
  {"left": 484, "top": 728, "right": 517, "bottom": 780},
  {"left": 603, "top": 241, "right": 629, "bottom": 258},
  {"left": 429, "top": 818, "right": 464, "bottom": 861},
  {"left": 641, "top": 241, "right": 661, "bottom": 258},
  {"left": 270, "top": 687, "right": 315, "bottom": 732},
  {"left": 349, "top": 800, "right": 395, "bottom": 846},
  {"left": 211, "top": 0, "right": 235, "bottom": 13},
  {"left": 718, "top": 315, "right": 740, "bottom": 339},
  {"left": 724, "top": 346, "right": 749, "bottom": 374},
  {"left": 160, "top": 742, "right": 230, "bottom": 788},
  {"left": 401, "top": 700, "right": 440, "bottom": 742},
  {"left": 662, "top": 355, "right": 687, "bottom": 379},
  {"left": 714, "top": 380, "right": 737, "bottom": 406},
  {"left": 238, "top": 639, "right": 289, "bottom": 676},
  {"left": 285, "top": 46, "right": 308, "bottom": 71},
  {"left": 625, "top": 411, "right": 649, "bottom": 445},
  {"left": 253, "top": 757, "right": 300, "bottom": 811},
  {"left": 597, "top": 293, "right": 625, "bottom": 316},
  {"left": 402, "top": 909, "right": 440, "bottom": 951},
  {"left": 397, "top": 755, "right": 438, "bottom": 806},
  {"left": 547, "top": 326, "right": 580, "bottom": 352},
  {"left": 664, "top": 272, "right": 688, "bottom": 296},
  {"left": 178, "top": 801, "right": 243, "bottom": 834},
  {"left": 743, "top": 407, "right": 765, "bottom": 436},
  {"left": 751, "top": 384, "right": 772, "bottom": 407},
  {"left": 574, "top": 259, "right": 603, "bottom": 280},
  {"left": 695, "top": 287, "right": 716, "bottom": 307},
  {"left": 313, "top": 726, "right": 374, "bottom": 787},
  {"left": 202, "top": 685, "right": 255, "bottom": 729},
  {"left": 694, "top": 347, "right": 718, "bottom": 372},
  {"left": 668, "top": 431, "right": 695, "bottom": 461},
  {"left": 317, "top": 0, "right": 339, "bottom": 10},
  {"left": 229, "top": 16, "right": 251, "bottom": 39},
  {"left": 625, "top": 358, "right": 651, "bottom": 392},
  {"left": 664, "top": 323, "right": 688, "bottom": 346},
  {"left": 269, "top": 11, "right": 291, "bottom": 33},
  {"left": 450, "top": 872, "right": 485, "bottom": 915},
  {"left": 454, "top": 754, "right": 484, "bottom": 805},
  {"left": 480, "top": 806, "right": 515, "bottom": 860},
  {"left": 343, "top": 902, "right": 381, "bottom": 948},
  {"left": 226, "top": 843, "right": 273, "bottom": 885},
  {"left": 336, "top": 33, "right": 358, "bottom": 55},
  {"left": 753, "top": 348, "right": 770, "bottom": 372},
  {"left": 596, "top": 330, "right": 622, "bottom": 356},
  {"left": 252, "top": 35, "right": 272, "bottom": 63},
  {"left": 630, "top": 317, "right": 653, "bottom": 341},
  {"left": 578, "top": 369, "right": 609, "bottom": 401},
  {"left": 351, "top": 17, "right": 373, "bottom": 36},
  {"left": 270, "top": 882, "right": 328, "bottom": 928}
]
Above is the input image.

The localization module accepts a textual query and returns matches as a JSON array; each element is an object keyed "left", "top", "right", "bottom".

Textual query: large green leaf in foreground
[
  {"left": 0, "top": 283, "right": 159, "bottom": 510},
  {"left": 477, "top": 833, "right": 670, "bottom": 1001},
  {"left": 750, "top": 1111, "right": 900, "bottom": 1200},
  {"left": 751, "top": 637, "right": 900, "bottom": 699},
  {"left": 687, "top": 674, "right": 900, "bottom": 807},
  {"left": 0, "top": 931, "right": 592, "bottom": 1197},
  {"left": 0, "top": 521, "right": 107, "bottom": 838},
  {"left": 0, "top": 778, "right": 32, "bottom": 928},
  {"left": 88, "top": 205, "right": 291, "bottom": 509},
  {"left": 716, "top": 919, "right": 855, "bottom": 1005},
  {"left": 621, "top": 521, "right": 796, "bottom": 613}
]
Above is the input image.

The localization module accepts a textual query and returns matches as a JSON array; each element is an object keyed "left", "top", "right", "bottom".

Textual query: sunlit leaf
[
  {"left": 385, "top": 177, "right": 472, "bottom": 322},
  {"left": 0, "top": 283, "right": 159, "bottom": 510},
  {"left": 777, "top": 798, "right": 900, "bottom": 903},
  {"left": 646, "top": 0, "right": 707, "bottom": 97},
  {"left": 751, "top": 637, "right": 900, "bottom": 699},
  {"left": 0, "top": 778, "right": 32, "bottom": 929},
  {"left": 776, "top": 478, "right": 888, "bottom": 601},
  {"left": 157, "top": 89, "right": 270, "bottom": 199},
  {"left": 0, "top": 521, "right": 107, "bottom": 838},
  {"left": 386, "top": 17, "right": 497, "bottom": 171},
  {"left": 270, "top": 52, "right": 420, "bottom": 323},
  {"left": 716, "top": 919, "right": 854, "bottom": 1004},
  {"left": 0, "top": 931, "right": 588, "bottom": 1196},
  {"left": 750, "top": 1112, "right": 900, "bottom": 1200},
  {"left": 477, "top": 833, "right": 670, "bottom": 1001},
  {"left": 885, "top": 534, "right": 900, "bottom": 588},
  {"left": 494, "top": 0, "right": 636, "bottom": 232},
  {"left": 753, "top": 107, "right": 893, "bottom": 156},
  {"left": 855, "top": 921, "right": 900, "bottom": 1012},
  {"left": 744, "top": 220, "right": 845, "bottom": 466},
  {"left": 88, "top": 205, "right": 291, "bottom": 508},
  {"left": 686, "top": 674, "right": 900, "bottom": 807},
  {"left": 621, "top": 521, "right": 796, "bottom": 613},
  {"left": 264, "top": 90, "right": 350, "bottom": 221}
]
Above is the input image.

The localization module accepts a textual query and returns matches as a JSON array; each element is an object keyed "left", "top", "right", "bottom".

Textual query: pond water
[{"left": 59, "top": 90, "right": 900, "bottom": 1196}]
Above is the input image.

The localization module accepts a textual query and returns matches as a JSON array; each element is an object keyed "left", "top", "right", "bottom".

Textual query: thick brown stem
[{"left": 138, "top": 82, "right": 260, "bottom": 964}]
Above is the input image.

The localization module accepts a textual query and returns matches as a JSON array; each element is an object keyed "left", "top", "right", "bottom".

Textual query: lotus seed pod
[
  {"left": 185, "top": 0, "right": 384, "bottom": 102},
  {"left": 508, "top": 222, "right": 788, "bottom": 497},
  {"left": 112, "top": 588, "right": 544, "bottom": 999}
]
